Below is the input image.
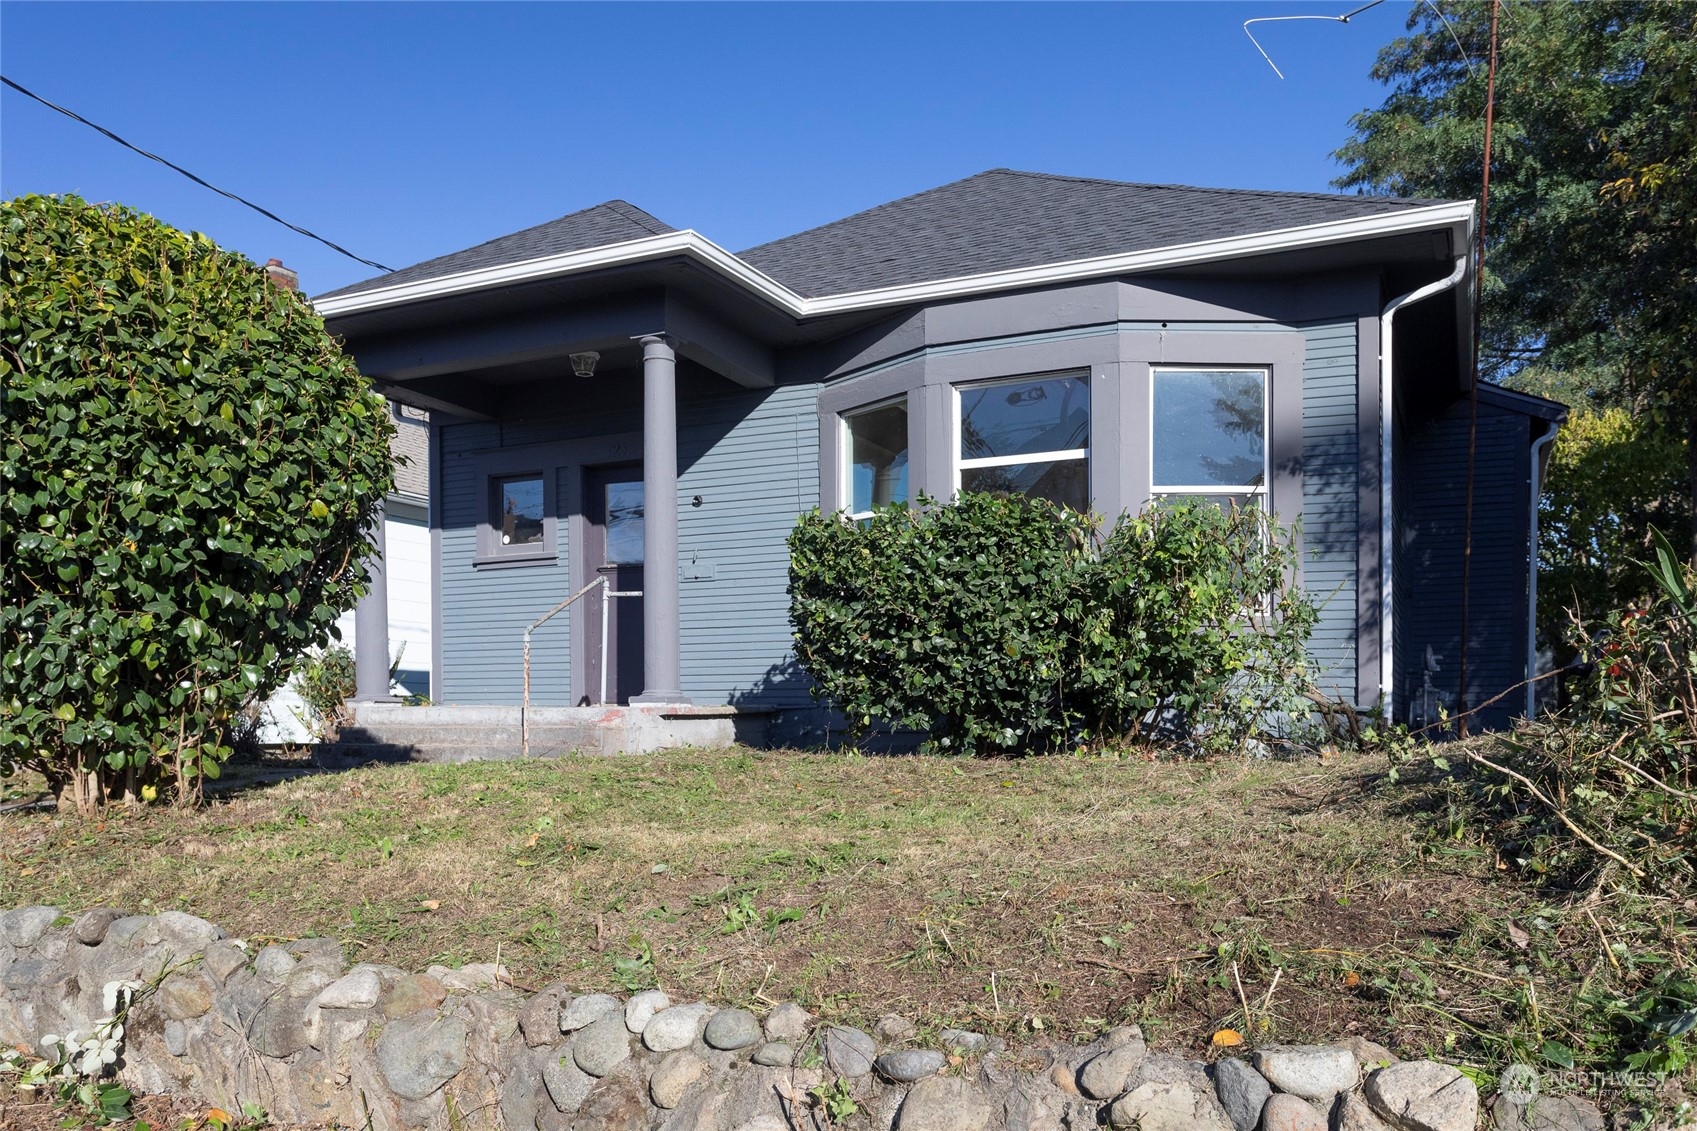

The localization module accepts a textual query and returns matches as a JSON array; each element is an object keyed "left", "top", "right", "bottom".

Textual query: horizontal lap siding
[
  {"left": 1300, "top": 321, "right": 1359, "bottom": 698},
  {"left": 677, "top": 384, "right": 819, "bottom": 708},
  {"left": 437, "top": 421, "right": 576, "bottom": 705},
  {"left": 1395, "top": 404, "right": 1528, "bottom": 729}
]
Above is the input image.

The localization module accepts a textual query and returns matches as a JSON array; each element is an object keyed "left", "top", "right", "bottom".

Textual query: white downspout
[
  {"left": 1526, "top": 418, "right": 1560, "bottom": 717},
  {"left": 1378, "top": 254, "right": 1469, "bottom": 712}
]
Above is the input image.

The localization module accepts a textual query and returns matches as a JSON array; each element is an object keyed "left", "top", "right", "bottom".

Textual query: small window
[
  {"left": 957, "top": 373, "right": 1088, "bottom": 512},
  {"left": 496, "top": 475, "right": 546, "bottom": 546},
  {"left": 604, "top": 481, "right": 645, "bottom": 564},
  {"left": 1151, "top": 368, "right": 1266, "bottom": 500},
  {"left": 843, "top": 399, "right": 909, "bottom": 519}
]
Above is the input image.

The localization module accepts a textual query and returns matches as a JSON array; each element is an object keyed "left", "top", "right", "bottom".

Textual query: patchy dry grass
[{"left": 0, "top": 746, "right": 1644, "bottom": 1070}]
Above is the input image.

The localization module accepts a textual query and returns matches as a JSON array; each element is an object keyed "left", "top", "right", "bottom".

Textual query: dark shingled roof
[
  {"left": 318, "top": 170, "right": 1445, "bottom": 303},
  {"left": 317, "top": 200, "right": 676, "bottom": 300},
  {"left": 738, "top": 169, "right": 1442, "bottom": 298}
]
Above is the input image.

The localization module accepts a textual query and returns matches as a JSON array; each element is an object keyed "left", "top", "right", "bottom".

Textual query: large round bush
[{"left": 1, "top": 194, "right": 394, "bottom": 809}]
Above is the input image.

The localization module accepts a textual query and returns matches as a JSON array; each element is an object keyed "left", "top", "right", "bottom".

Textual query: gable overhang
[{"left": 314, "top": 201, "right": 1477, "bottom": 325}]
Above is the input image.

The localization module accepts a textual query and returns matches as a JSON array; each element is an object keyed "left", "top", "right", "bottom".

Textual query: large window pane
[
  {"left": 496, "top": 475, "right": 545, "bottom": 546},
  {"left": 605, "top": 482, "right": 644, "bottom": 564},
  {"left": 961, "top": 459, "right": 1088, "bottom": 513},
  {"left": 845, "top": 401, "right": 908, "bottom": 514},
  {"left": 960, "top": 375, "right": 1089, "bottom": 460},
  {"left": 1152, "top": 369, "right": 1265, "bottom": 489}
]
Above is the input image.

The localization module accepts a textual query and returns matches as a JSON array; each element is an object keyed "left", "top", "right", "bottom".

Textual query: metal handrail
[
  {"left": 520, "top": 575, "right": 645, "bottom": 756},
  {"left": 522, "top": 576, "right": 606, "bottom": 757}
]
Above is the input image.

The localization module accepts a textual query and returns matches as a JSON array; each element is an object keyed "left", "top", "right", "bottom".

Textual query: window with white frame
[
  {"left": 842, "top": 398, "right": 909, "bottom": 520},
  {"left": 1150, "top": 368, "right": 1267, "bottom": 510},
  {"left": 956, "top": 373, "right": 1089, "bottom": 512}
]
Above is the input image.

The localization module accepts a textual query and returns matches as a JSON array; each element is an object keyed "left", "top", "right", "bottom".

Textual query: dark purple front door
[{"left": 583, "top": 466, "right": 644, "bottom": 704}]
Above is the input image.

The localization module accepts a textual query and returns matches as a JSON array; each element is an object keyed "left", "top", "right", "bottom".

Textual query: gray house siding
[
  {"left": 1299, "top": 320, "right": 1359, "bottom": 699},
  {"left": 678, "top": 382, "right": 819, "bottom": 708},
  {"left": 433, "top": 384, "right": 817, "bottom": 708},
  {"left": 1394, "top": 399, "right": 1530, "bottom": 730}
]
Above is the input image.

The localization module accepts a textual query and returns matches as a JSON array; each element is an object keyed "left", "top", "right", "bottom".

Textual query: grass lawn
[{"left": 0, "top": 745, "right": 1663, "bottom": 1074}]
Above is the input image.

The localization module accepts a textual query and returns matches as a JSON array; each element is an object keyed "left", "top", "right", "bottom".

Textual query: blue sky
[{"left": 1, "top": 2, "right": 1420, "bottom": 296}]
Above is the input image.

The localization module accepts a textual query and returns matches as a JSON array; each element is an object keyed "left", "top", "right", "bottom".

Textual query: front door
[{"left": 583, "top": 466, "right": 645, "bottom": 705}]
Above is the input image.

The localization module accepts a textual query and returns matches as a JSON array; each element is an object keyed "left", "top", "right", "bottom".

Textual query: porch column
[
  {"left": 353, "top": 499, "right": 393, "bottom": 702},
  {"left": 633, "top": 334, "right": 688, "bottom": 704}
]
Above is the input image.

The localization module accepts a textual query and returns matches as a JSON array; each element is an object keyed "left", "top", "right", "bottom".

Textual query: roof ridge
[
  {"left": 986, "top": 167, "right": 1437, "bottom": 208},
  {"left": 599, "top": 199, "right": 676, "bottom": 236}
]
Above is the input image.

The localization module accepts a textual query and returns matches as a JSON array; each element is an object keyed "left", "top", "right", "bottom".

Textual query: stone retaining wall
[{"left": 0, "top": 906, "right": 1588, "bottom": 1131}]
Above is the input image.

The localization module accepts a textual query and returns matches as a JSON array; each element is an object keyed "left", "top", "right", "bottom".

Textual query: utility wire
[
  {"left": 1245, "top": 0, "right": 1475, "bottom": 80},
  {"left": 1, "top": 75, "right": 394, "bottom": 273}
]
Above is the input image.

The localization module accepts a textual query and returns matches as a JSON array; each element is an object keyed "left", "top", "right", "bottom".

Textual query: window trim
[
  {"left": 840, "top": 394, "right": 911, "bottom": 521},
  {"left": 1147, "top": 365, "right": 1270, "bottom": 502},
  {"left": 474, "top": 466, "right": 559, "bottom": 568},
  {"left": 952, "top": 370, "right": 1091, "bottom": 503}
]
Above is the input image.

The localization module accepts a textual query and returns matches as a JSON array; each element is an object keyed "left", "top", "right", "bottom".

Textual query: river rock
[
  {"left": 72, "top": 908, "right": 124, "bottom": 947},
  {"left": 1078, "top": 1039, "right": 1148, "bottom": 1100},
  {"left": 542, "top": 1049, "right": 594, "bottom": 1113},
  {"left": 158, "top": 971, "right": 215, "bottom": 1019},
  {"left": 939, "top": 1027, "right": 996, "bottom": 1055},
  {"left": 763, "top": 1001, "right": 812, "bottom": 1042},
  {"left": 1263, "top": 1092, "right": 1328, "bottom": 1131},
  {"left": 1489, "top": 1094, "right": 1606, "bottom": 1131},
  {"left": 578, "top": 1072, "right": 649, "bottom": 1131},
  {"left": 1363, "top": 1060, "right": 1479, "bottom": 1131},
  {"left": 155, "top": 910, "right": 224, "bottom": 954},
  {"left": 645, "top": 1002, "right": 713, "bottom": 1052},
  {"left": 573, "top": 1011, "right": 632, "bottom": 1076},
  {"left": 650, "top": 1050, "right": 711, "bottom": 1108},
  {"left": 253, "top": 945, "right": 297, "bottom": 982},
  {"left": 1213, "top": 1057, "right": 1272, "bottom": 1131},
  {"left": 1253, "top": 1045, "right": 1359, "bottom": 1103},
  {"left": 824, "top": 1025, "right": 877, "bottom": 1077},
  {"left": 625, "top": 988, "right": 670, "bottom": 1033},
  {"left": 898, "top": 1075, "right": 993, "bottom": 1131},
  {"left": 561, "top": 992, "right": 621, "bottom": 1032},
  {"left": 315, "top": 968, "right": 382, "bottom": 1011},
  {"left": 374, "top": 1013, "right": 469, "bottom": 1101},
  {"left": 752, "top": 1041, "right": 793, "bottom": 1067},
  {"left": 875, "top": 1013, "right": 918, "bottom": 1042},
  {"left": 201, "top": 939, "right": 250, "bottom": 982},
  {"left": 2, "top": 906, "right": 60, "bottom": 949},
  {"left": 1108, "top": 1080, "right": 1235, "bottom": 1131},
  {"left": 1338, "top": 1090, "right": 1397, "bottom": 1131},
  {"left": 877, "top": 1048, "right": 947, "bottom": 1083},
  {"left": 704, "top": 1008, "right": 762, "bottom": 1051}
]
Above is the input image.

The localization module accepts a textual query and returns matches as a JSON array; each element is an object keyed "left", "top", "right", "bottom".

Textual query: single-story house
[{"left": 313, "top": 169, "right": 1563, "bottom": 756}]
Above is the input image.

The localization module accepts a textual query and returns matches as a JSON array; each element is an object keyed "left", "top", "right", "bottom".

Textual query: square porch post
[{"left": 632, "top": 334, "right": 688, "bottom": 704}]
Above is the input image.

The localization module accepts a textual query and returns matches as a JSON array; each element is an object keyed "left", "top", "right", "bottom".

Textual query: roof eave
[{"left": 312, "top": 200, "right": 1477, "bottom": 324}]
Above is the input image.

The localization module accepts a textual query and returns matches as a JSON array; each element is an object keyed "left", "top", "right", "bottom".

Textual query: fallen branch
[{"left": 1462, "top": 749, "right": 1645, "bottom": 877}]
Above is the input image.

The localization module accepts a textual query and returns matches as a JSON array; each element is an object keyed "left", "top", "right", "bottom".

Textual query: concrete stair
[{"left": 330, "top": 702, "right": 773, "bottom": 763}]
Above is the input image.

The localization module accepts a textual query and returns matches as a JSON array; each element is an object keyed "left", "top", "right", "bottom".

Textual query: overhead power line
[{"left": 1, "top": 74, "right": 394, "bottom": 273}]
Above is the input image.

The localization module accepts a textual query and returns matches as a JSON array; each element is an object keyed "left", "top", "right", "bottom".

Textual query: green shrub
[
  {"left": 0, "top": 194, "right": 394, "bottom": 810},
  {"left": 787, "top": 493, "right": 1318, "bottom": 755},
  {"left": 292, "top": 645, "right": 356, "bottom": 740},
  {"left": 1459, "top": 530, "right": 1697, "bottom": 891}
]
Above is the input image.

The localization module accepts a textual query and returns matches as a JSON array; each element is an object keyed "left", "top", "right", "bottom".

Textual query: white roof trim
[{"left": 313, "top": 200, "right": 1476, "bottom": 321}]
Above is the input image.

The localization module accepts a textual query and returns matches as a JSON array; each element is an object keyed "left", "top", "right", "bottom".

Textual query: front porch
[{"left": 333, "top": 702, "right": 777, "bottom": 762}]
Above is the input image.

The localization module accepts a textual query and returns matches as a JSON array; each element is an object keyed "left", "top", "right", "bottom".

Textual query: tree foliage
[
  {"left": 1538, "top": 407, "right": 1691, "bottom": 647},
  {"left": 788, "top": 493, "right": 1318, "bottom": 756},
  {"left": 1334, "top": 0, "right": 1695, "bottom": 563},
  {"left": 0, "top": 194, "right": 394, "bottom": 810}
]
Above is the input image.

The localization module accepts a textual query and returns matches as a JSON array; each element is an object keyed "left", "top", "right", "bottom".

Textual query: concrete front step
[{"left": 338, "top": 702, "right": 773, "bottom": 761}]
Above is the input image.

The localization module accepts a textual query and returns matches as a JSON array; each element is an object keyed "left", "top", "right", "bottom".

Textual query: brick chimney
[{"left": 263, "top": 258, "right": 299, "bottom": 292}]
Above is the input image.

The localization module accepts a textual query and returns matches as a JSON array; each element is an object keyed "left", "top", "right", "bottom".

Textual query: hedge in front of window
[{"left": 787, "top": 493, "right": 1317, "bottom": 755}]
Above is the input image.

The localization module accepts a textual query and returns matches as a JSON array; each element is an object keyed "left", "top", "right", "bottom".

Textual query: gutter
[
  {"left": 1526, "top": 418, "right": 1560, "bottom": 717},
  {"left": 1377, "top": 252, "right": 1470, "bottom": 712},
  {"left": 313, "top": 201, "right": 1477, "bottom": 322}
]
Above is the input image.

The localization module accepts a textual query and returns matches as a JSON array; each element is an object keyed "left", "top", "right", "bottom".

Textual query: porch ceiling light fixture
[{"left": 570, "top": 351, "right": 600, "bottom": 378}]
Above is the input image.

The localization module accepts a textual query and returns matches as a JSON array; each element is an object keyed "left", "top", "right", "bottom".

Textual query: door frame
[{"left": 578, "top": 462, "right": 645, "bottom": 705}]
